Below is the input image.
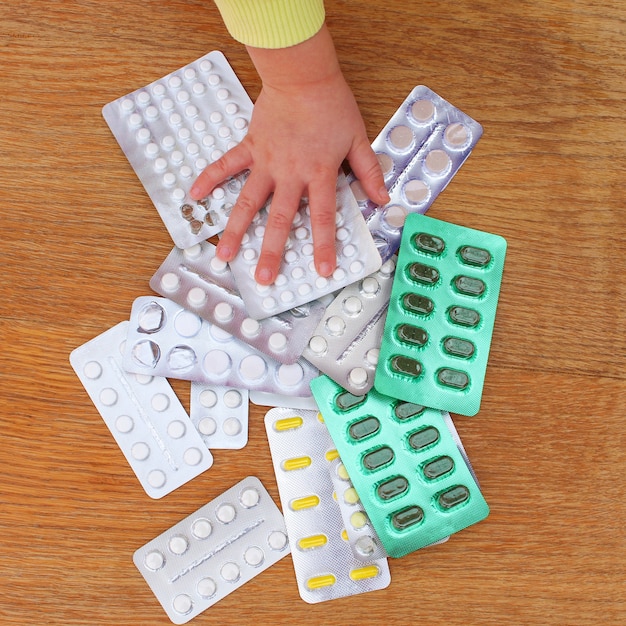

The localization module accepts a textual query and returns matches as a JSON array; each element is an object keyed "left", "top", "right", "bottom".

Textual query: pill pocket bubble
[
  {"left": 137, "top": 301, "right": 166, "bottom": 333},
  {"left": 132, "top": 340, "right": 161, "bottom": 368},
  {"left": 166, "top": 345, "right": 197, "bottom": 371}
]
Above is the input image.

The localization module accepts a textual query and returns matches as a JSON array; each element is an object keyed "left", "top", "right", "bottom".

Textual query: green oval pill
[
  {"left": 362, "top": 446, "right": 394, "bottom": 471},
  {"left": 423, "top": 456, "right": 455, "bottom": 479},
  {"left": 394, "top": 402, "right": 425, "bottom": 420},
  {"left": 397, "top": 324, "right": 428, "bottom": 347},
  {"left": 454, "top": 275, "right": 486, "bottom": 296},
  {"left": 391, "top": 356, "right": 422, "bottom": 378},
  {"left": 403, "top": 293, "right": 434, "bottom": 315},
  {"left": 348, "top": 416, "right": 380, "bottom": 441},
  {"left": 414, "top": 233, "right": 445, "bottom": 254},
  {"left": 459, "top": 245, "right": 491, "bottom": 266},
  {"left": 408, "top": 426, "right": 440, "bottom": 451},
  {"left": 443, "top": 336, "right": 475, "bottom": 358},
  {"left": 408, "top": 262, "right": 439, "bottom": 285},
  {"left": 335, "top": 391, "right": 367, "bottom": 411},
  {"left": 437, "top": 368, "right": 470, "bottom": 389},
  {"left": 448, "top": 306, "right": 481, "bottom": 327},
  {"left": 438, "top": 485, "right": 470, "bottom": 509},
  {"left": 391, "top": 505, "right": 424, "bottom": 530},
  {"left": 377, "top": 476, "right": 409, "bottom": 500}
]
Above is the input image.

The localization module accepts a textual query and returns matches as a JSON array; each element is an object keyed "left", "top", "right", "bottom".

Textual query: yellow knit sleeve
[{"left": 213, "top": 0, "right": 325, "bottom": 49}]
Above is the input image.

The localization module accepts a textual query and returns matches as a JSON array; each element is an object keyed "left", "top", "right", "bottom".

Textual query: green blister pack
[
  {"left": 310, "top": 375, "right": 489, "bottom": 558},
  {"left": 374, "top": 213, "right": 507, "bottom": 416}
]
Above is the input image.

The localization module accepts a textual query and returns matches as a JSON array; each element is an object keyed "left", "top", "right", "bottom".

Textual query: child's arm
[{"left": 191, "top": 18, "right": 388, "bottom": 285}]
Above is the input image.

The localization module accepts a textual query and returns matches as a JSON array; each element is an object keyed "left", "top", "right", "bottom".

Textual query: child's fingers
[
  {"left": 347, "top": 138, "right": 390, "bottom": 206},
  {"left": 190, "top": 142, "right": 253, "bottom": 200},
  {"left": 308, "top": 169, "right": 341, "bottom": 278}
]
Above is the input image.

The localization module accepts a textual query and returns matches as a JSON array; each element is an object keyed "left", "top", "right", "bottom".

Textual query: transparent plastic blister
[
  {"left": 264, "top": 407, "right": 391, "bottom": 603},
  {"left": 189, "top": 382, "right": 249, "bottom": 450},
  {"left": 310, "top": 376, "right": 489, "bottom": 558},
  {"left": 302, "top": 257, "right": 397, "bottom": 395},
  {"left": 249, "top": 390, "right": 319, "bottom": 411},
  {"left": 150, "top": 240, "right": 326, "bottom": 364},
  {"left": 69, "top": 321, "right": 213, "bottom": 499},
  {"left": 122, "top": 296, "right": 319, "bottom": 397},
  {"left": 227, "top": 173, "right": 383, "bottom": 320},
  {"left": 374, "top": 213, "right": 507, "bottom": 416},
  {"left": 349, "top": 85, "right": 483, "bottom": 262},
  {"left": 102, "top": 51, "right": 253, "bottom": 249},
  {"left": 133, "top": 476, "right": 290, "bottom": 624}
]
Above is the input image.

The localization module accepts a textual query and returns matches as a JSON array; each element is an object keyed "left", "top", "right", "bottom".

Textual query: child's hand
[{"left": 190, "top": 26, "right": 389, "bottom": 286}]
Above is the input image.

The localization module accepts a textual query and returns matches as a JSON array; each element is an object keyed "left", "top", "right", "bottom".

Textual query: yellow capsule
[
  {"left": 297, "top": 534, "right": 328, "bottom": 550},
  {"left": 307, "top": 574, "right": 336, "bottom": 590},
  {"left": 317, "top": 412, "right": 324, "bottom": 423},
  {"left": 274, "top": 416, "right": 303, "bottom": 431},
  {"left": 290, "top": 495, "right": 320, "bottom": 511},
  {"left": 325, "top": 449, "right": 340, "bottom": 462},
  {"left": 341, "top": 529, "right": 349, "bottom": 541},
  {"left": 281, "top": 456, "right": 312, "bottom": 471},
  {"left": 350, "top": 565, "right": 380, "bottom": 581}
]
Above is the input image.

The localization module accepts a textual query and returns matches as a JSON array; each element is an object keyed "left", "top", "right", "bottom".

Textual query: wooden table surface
[{"left": 1, "top": 1, "right": 624, "bottom": 624}]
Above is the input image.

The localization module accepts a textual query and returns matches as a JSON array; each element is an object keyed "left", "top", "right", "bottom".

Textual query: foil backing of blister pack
[
  {"left": 133, "top": 476, "right": 290, "bottom": 623},
  {"left": 150, "top": 240, "right": 326, "bottom": 364},
  {"left": 103, "top": 51, "right": 253, "bottom": 249},
  {"left": 122, "top": 296, "right": 319, "bottom": 397},
  {"left": 69, "top": 321, "right": 213, "bottom": 499},
  {"left": 264, "top": 407, "right": 391, "bottom": 603}
]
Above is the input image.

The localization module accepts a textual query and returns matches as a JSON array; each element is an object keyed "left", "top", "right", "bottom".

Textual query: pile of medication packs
[{"left": 70, "top": 51, "right": 506, "bottom": 622}]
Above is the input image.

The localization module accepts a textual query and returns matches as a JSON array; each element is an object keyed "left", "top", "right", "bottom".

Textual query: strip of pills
[
  {"left": 150, "top": 240, "right": 326, "bottom": 364},
  {"left": 227, "top": 173, "right": 383, "bottom": 320},
  {"left": 349, "top": 85, "right": 483, "bottom": 263},
  {"left": 102, "top": 51, "right": 253, "bottom": 249},
  {"left": 189, "top": 382, "right": 249, "bottom": 450},
  {"left": 374, "top": 213, "right": 507, "bottom": 416},
  {"left": 264, "top": 407, "right": 391, "bottom": 603},
  {"left": 122, "top": 296, "right": 319, "bottom": 397},
  {"left": 69, "top": 321, "right": 213, "bottom": 499},
  {"left": 133, "top": 476, "right": 290, "bottom": 624},
  {"left": 310, "top": 375, "right": 489, "bottom": 558},
  {"left": 249, "top": 390, "right": 318, "bottom": 411},
  {"left": 302, "top": 257, "right": 397, "bottom": 395}
]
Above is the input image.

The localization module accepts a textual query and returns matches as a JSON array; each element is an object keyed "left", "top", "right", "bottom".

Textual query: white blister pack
[
  {"left": 150, "top": 240, "right": 326, "bottom": 364},
  {"left": 249, "top": 390, "right": 318, "bottom": 411},
  {"left": 69, "top": 321, "right": 213, "bottom": 499},
  {"left": 328, "top": 458, "right": 388, "bottom": 562},
  {"left": 189, "top": 382, "right": 249, "bottom": 450},
  {"left": 122, "top": 296, "right": 319, "bottom": 397},
  {"left": 227, "top": 173, "right": 383, "bottom": 320},
  {"left": 349, "top": 85, "right": 482, "bottom": 262},
  {"left": 134, "top": 476, "right": 290, "bottom": 624},
  {"left": 102, "top": 51, "right": 253, "bottom": 249},
  {"left": 264, "top": 408, "right": 390, "bottom": 603},
  {"left": 302, "top": 257, "right": 397, "bottom": 395}
]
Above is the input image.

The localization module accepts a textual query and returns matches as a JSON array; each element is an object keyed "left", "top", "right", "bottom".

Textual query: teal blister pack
[
  {"left": 374, "top": 213, "right": 506, "bottom": 416},
  {"left": 310, "top": 375, "right": 489, "bottom": 558}
]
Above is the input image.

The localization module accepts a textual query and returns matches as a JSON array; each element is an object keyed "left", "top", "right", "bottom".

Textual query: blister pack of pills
[
  {"left": 249, "top": 390, "right": 318, "bottom": 411},
  {"left": 374, "top": 213, "right": 507, "bottom": 416},
  {"left": 123, "top": 296, "right": 319, "bottom": 397},
  {"left": 133, "top": 476, "right": 290, "bottom": 623},
  {"left": 189, "top": 382, "right": 249, "bottom": 450},
  {"left": 302, "top": 257, "right": 397, "bottom": 395},
  {"left": 264, "top": 407, "right": 391, "bottom": 603},
  {"left": 349, "top": 85, "right": 482, "bottom": 262},
  {"left": 150, "top": 240, "right": 326, "bottom": 364},
  {"left": 69, "top": 322, "right": 213, "bottom": 499},
  {"left": 227, "top": 173, "right": 383, "bottom": 320},
  {"left": 310, "top": 376, "right": 489, "bottom": 558},
  {"left": 102, "top": 51, "right": 253, "bottom": 249}
]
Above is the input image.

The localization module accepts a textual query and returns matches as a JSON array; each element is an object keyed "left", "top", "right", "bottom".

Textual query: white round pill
[
  {"left": 343, "top": 296, "right": 363, "bottom": 315},
  {"left": 168, "top": 75, "right": 182, "bottom": 88},
  {"left": 267, "top": 530, "right": 288, "bottom": 551},
  {"left": 216, "top": 503, "right": 236, "bottom": 524},
  {"left": 297, "top": 283, "right": 312, "bottom": 297},
  {"left": 244, "top": 546, "right": 265, "bottom": 567},
  {"left": 128, "top": 112, "right": 142, "bottom": 127},
  {"left": 308, "top": 335, "right": 327, "bottom": 355},
  {"left": 291, "top": 266, "right": 305, "bottom": 280},
  {"left": 326, "top": 316, "right": 346, "bottom": 336},
  {"left": 223, "top": 390, "right": 242, "bottom": 408},
  {"left": 199, "top": 389, "right": 218, "bottom": 408},
  {"left": 268, "top": 333, "right": 287, "bottom": 352},
  {"left": 147, "top": 470, "right": 166, "bottom": 489},
  {"left": 161, "top": 98, "right": 174, "bottom": 112},
  {"left": 154, "top": 157, "right": 167, "bottom": 172},
  {"left": 144, "top": 550, "right": 164, "bottom": 571},
  {"left": 134, "top": 373, "right": 153, "bottom": 385},
  {"left": 115, "top": 414, "right": 134, "bottom": 433},
  {"left": 172, "top": 594, "right": 192, "bottom": 615},
  {"left": 208, "top": 73, "right": 220, "bottom": 86},
  {"left": 163, "top": 172, "right": 176, "bottom": 186},
  {"left": 241, "top": 317, "right": 261, "bottom": 338},
  {"left": 262, "top": 297, "right": 277, "bottom": 311},
  {"left": 136, "top": 127, "right": 151, "bottom": 143},
  {"left": 131, "top": 442, "right": 150, "bottom": 461},
  {"left": 145, "top": 142, "right": 159, "bottom": 158},
  {"left": 187, "top": 287, "right": 207, "bottom": 307},
  {"left": 202, "top": 134, "right": 216, "bottom": 147},
  {"left": 315, "top": 276, "right": 329, "bottom": 289},
  {"left": 225, "top": 102, "right": 238, "bottom": 115},
  {"left": 179, "top": 165, "right": 192, "bottom": 179},
  {"left": 280, "top": 290, "right": 295, "bottom": 303},
  {"left": 159, "top": 273, "right": 180, "bottom": 295},
  {"left": 99, "top": 388, "right": 117, "bottom": 406},
  {"left": 240, "top": 487, "right": 260, "bottom": 508},
  {"left": 214, "top": 301, "right": 234, "bottom": 323},
  {"left": 120, "top": 98, "right": 134, "bottom": 112},
  {"left": 83, "top": 361, "right": 102, "bottom": 379},
  {"left": 349, "top": 260, "right": 364, "bottom": 274},
  {"left": 184, "top": 447, "right": 203, "bottom": 466},
  {"left": 167, "top": 420, "right": 186, "bottom": 439},
  {"left": 333, "top": 267, "right": 346, "bottom": 282},
  {"left": 424, "top": 149, "right": 452, "bottom": 176},
  {"left": 234, "top": 117, "right": 247, "bottom": 130},
  {"left": 277, "top": 362, "right": 304, "bottom": 387},
  {"left": 212, "top": 186, "right": 225, "bottom": 199},
  {"left": 361, "top": 277, "right": 380, "bottom": 296},
  {"left": 349, "top": 367, "right": 368, "bottom": 387},
  {"left": 199, "top": 60, "right": 212, "bottom": 72},
  {"left": 151, "top": 393, "right": 170, "bottom": 412},
  {"left": 366, "top": 348, "right": 380, "bottom": 365},
  {"left": 240, "top": 354, "right": 267, "bottom": 382},
  {"left": 210, "top": 256, "right": 228, "bottom": 273},
  {"left": 220, "top": 562, "right": 240, "bottom": 582},
  {"left": 169, "top": 534, "right": 189, "bottom": 555},
  {"left": 198, "top": 417, "right": 217, "bottom": 436},
  {"left": 222, "top": 417, "right": 242, "bottom": 437},
  {"left": 192, "top": 81, "right": 206, "bottom": 95},
  {"left": 197, "top": 577, "right": 216, "bottom": 598},
  {"left": 172, "top": 188, "right": 185, "bottom": 201},
  {"left": 192, "top": 518, "right": 212, "bottom": 540}
]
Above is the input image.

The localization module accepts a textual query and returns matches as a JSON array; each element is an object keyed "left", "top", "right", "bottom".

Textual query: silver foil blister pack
[
  {"left": 69, "top": 321, "right": 213, "bottom": 499},
  {"left": 150, "top": 240, "right": 326, "bottom": 364},
  {"left": 133, "top": 476, "right": 290, "bottom": 623},
  {"left": 122, "top": 296, "right": 319, "bottom": 397},
  {"left": 349, "top": 85, "right": 483, "bottom": 262},
  {"left": 102, "top": 51, "right": 253, "bottom": 249},
  {"left": 302, "top": 257, "right": 397, "bottom": 395},
  {"left": 264, "top": 407, "right": 391, "bottom": 603},
  {"left": 227, "top": 173, "right": 383, "bottom": 320}
]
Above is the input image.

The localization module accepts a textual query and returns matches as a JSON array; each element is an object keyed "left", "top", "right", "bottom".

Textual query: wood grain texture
[{"left": 1, "top": 1, "right": 624, "bottom": 624}]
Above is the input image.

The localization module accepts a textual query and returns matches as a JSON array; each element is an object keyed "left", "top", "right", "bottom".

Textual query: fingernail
[
  {"left": 319, "top": 261, "right": 334, "bottom": 277},
  {"left": 217, "top": 244, "right": 232, "bottom": 260},
  {"left": 256, "top": 267, "right": 273, "bottom": 284},
  {"left": 189, "top": 184, "right": 201, "bottom": 199},
  {"left": 379, "top": 186, "right": 390, "bottom": 203}
]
